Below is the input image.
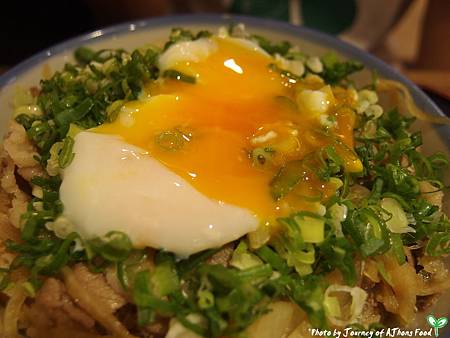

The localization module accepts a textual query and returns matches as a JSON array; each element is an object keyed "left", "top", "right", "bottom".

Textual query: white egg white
[
  {"left": 60, "top": 131, "right": 258, "bottom": 257},
  {"left": 157, "top": 36, "right": 268, "bottom": 73},
  {"left": 158, "top": 38, "right": 218, "bottom": 72}
]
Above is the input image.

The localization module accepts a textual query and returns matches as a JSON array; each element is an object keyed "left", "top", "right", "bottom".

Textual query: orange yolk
[{"left": 94, "top": 37, "right": 357, "bottom": 221}]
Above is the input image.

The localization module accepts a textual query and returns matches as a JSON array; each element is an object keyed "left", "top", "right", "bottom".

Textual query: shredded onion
[
  {"left": 416, "top": 277, "right": 450, "bottom": 296},
  {"left": 379, "top": 255, "right": 417, "bottom": 323},
  {"left": 287, "top": 321, "right": 314, "bottom": 338},
  {"left": 246, "top": 301, "right": 305, "bottom": 338},
  {"left": 362, "top": 259, "right": 380, "bottom": 283},
  {"left": 3, "top": 285, "right": 27, "bottom": 338},
  {"left": 377, "top": 79, "right": 450, "bottom": 126},
  {"left": 416, "top": 256, "right": 450, "bottom": 296},
  {"left": 61, "top": 267, "right": 137, "bottom": 338},
  {"left": 27, "top": 326, "right": 115, "bottom": 338},
  {"left": 376, "top": 281, "right": 399, "bottom": 313}
]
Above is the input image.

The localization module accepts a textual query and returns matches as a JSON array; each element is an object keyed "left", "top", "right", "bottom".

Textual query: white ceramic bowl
[{"left": 0, "top": 14, "right": 449, "bottom": 334}]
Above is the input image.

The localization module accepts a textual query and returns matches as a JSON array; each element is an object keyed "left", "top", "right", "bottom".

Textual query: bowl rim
[
  {"left": 1, "top": 13, "right": 450, "bottom": 332},
  {"left": 0, "top": 13, "right": 447, "bottom": 123}
]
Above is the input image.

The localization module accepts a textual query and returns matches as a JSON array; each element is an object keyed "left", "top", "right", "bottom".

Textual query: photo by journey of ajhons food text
[{"left": 1, "top": 23, "right": 450, "bottom": 338}]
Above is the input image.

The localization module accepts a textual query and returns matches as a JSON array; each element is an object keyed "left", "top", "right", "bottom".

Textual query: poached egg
[{"left": 60, "top": 35, "right": 358, "bottom": 256}]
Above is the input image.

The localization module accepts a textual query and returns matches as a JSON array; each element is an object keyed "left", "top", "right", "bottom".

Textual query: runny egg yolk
[{"left": 94, "top": 37, "right": 357, "bottom": 221}]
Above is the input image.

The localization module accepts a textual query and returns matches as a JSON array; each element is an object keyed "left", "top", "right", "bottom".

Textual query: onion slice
[
  {"left": 3, "top": 285, "right": 27, "bottom": 338},
  {"left": 377, "top": 79, "right": 450, "bottom": 126},
  {"left": 61, "top": 266, "right": 137, "bottom": 338}
]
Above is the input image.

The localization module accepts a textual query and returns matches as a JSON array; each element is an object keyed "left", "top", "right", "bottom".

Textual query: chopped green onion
[
  {"left": 426, "top": 233, "right": 450, "bottom": 256},
  {"left": 251, "top": 147, "right": 275, "bottom": 167},
  {"left": 318, "top": 236, "right": 357, "bottom": 285},
  {"left": 106, "top": 100, "right": 125, "bottom": 122},
  {"left": 34, "top": 232, "right": 79, "bottom": 275},
  {"left": 294, "top": 215, "right": 325, "bottom": 244},
  {"left": 323, "top": 284, "right": 367, "bottom": 327},
  {"left": 133, "top": 270, "right": 176, "bottom": 315},
  {"left": 58, "top": 136, "right": 75, "bottom": 169},
  {"left": 274, "top": 95, "right": 298, "bottom": 112},
  {"left": 74, "top": 46, "right": 97, "bottom": 65},
  {"left": 22, "top": 281, "right": 37, "bottom": 297},
  {"left": 155, "top": 129, "right": 187, "bottom": 152},
  {"left": 197, "top": 278, "right": 215, "bottom": 309},
  {"left": 270, "top": 160, "right": 306, "bottom": 200},
  {"left": 389, "top": 233, "right": 406, "bottom": 265},
  {"left": 163, "top": 69, "right": 196, "bottom": 84},
  {"left": 255, "top": 246, "right": 290, "bottom": 275},
  {"left": 321, "top": 52, "right": 363, "bottom": 84},
  {"left": 176, "top": 248, "right": 219, "bottom": 277},
  {"left": 323, "top": 295, "right": 341, "bottom": 318},
  {"left": 54, "top": 98, "right": 95, "bottom": 128},
  {"left": 380, "top": 197, "right": 415, "bottom": 234},
  {"left": 89, "top": 231, "right": 132, "bottom": 262},
  {"left": 230, "top": 241, "right": 263, "bottom": 270},
  {"left": 137, "top": 307, "right": 154, "bottom": 327},
  {"left": 251, "top": 35, "right": 291, "bottom": 56},
  {"left": 236, "top": 264, "right": 272, "bottom": 284},
  {"left": 151, "top": 252, "right": 179, "bottom": 297}
]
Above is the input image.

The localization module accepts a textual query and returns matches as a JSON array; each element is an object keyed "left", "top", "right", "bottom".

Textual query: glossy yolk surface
[{"left": 94, "top": 37, "right": 356, "bottom": 221}]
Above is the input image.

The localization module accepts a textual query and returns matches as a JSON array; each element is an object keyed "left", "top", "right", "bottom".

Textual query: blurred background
[{"left": 1, "top": 0, "right": 449, "bottom": 110}]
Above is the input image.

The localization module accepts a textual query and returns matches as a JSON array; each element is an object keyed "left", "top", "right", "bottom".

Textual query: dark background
[{"left": 0, "top": 0, "right": 449, "bottom": 115}]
